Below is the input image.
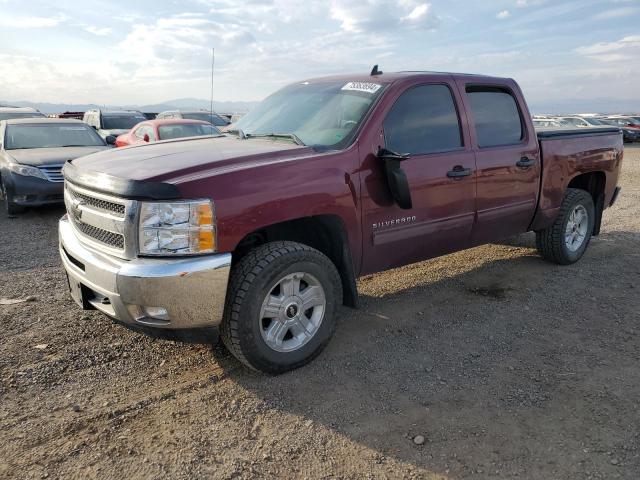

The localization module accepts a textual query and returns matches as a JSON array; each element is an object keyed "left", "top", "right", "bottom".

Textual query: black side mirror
[
  {"left": 105, "top": 135, "right": 117, "bottom": 146},
  {"left": 377, "top": 147, "right": 412, "bottom": 210}
]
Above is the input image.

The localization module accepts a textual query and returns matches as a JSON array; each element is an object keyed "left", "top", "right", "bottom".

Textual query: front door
[{"left": 360, "top": 81, "right": 477, "bottom": 275}]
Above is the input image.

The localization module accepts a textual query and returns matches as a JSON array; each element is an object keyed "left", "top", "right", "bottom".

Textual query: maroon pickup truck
[{"left": 59, "top": 70, "right": 623, "bottom": 373}]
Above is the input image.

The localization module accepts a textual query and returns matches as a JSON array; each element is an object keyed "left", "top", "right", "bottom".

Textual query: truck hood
[
  {"left": 70, "top": 135, "right": 312, "bottom": 184},
  {"left": 7, "top": 146, "right": 110, "bottom": 166}
]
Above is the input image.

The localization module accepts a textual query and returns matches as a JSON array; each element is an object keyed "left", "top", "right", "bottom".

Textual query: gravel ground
[{"left": 1, "top": 147, "right": 639, "bottom": 480}]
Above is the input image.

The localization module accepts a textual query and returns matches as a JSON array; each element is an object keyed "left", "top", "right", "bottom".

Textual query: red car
[{"left": 114, "top": 119, "right": 220, "bottom": 147}]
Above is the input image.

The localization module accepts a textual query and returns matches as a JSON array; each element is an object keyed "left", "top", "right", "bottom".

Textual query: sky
[{"left": 0, "top": 0, "right": 639, "bottom": 108}]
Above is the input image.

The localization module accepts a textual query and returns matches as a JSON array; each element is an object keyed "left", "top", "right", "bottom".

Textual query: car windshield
[
  {"left": 583, "top": 117, "right": 604, "bottom": 126},
  {"left": 0, "top": 112, "right": 46, "bottom": 121},
  {"left": 5, "top": 124, "right": 105, "bottom": 149},
  {"left": 234, "top": 80, "right": 386, "bottom": 148},
  {"left": 158, "top": 123, "right": 221, "bottom": 140},
  {"left": 102, "top": 114, "right": 146, "bottom": 130},
  {"left": 182, "top": 113, "right": 229, "bottom": 127}
]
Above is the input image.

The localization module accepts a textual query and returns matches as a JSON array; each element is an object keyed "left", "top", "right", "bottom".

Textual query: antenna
[
  {"left": 370, "top": 64, "right": 382, "bottom": 76},
  {"left": 210, "top": 48, "right": 215, "bottom": 114}
]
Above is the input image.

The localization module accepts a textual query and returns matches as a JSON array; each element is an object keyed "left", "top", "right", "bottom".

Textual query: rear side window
[
  {"left": 384, "top": 84, "right": 462, "bottom": 155},
  {"left": 466, "top": 86, "right": 523, "bottom": 148}
]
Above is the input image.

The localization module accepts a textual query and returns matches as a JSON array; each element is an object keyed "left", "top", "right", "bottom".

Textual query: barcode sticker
[{"left": 341, "top": 82, "right": 382, "bottom": 94}]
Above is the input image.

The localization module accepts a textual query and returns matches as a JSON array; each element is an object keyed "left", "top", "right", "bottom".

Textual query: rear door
[
  {"left": 457, "top": 82, "right": 540, "bottom": 243},
  {"left": 360, "top": 80, "right": 477, "bottom": 274}
]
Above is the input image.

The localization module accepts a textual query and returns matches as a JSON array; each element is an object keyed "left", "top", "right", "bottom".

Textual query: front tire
[
  {"left": 1, "top": 178, "right": 25, "bottom": 216},
  {"left": 220, "top": 241, "right": 342, "bottom": 374},
  {"left": 535, "top": 188, "right": 594, "bottom": 265}
]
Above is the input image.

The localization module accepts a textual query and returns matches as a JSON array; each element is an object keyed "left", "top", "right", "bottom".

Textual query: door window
[
  {"left": 466, "top": 86, "right": 523, "bottom": 147},
  {"left": 383, "top": 84, "right": 462, "bottom": 155}
]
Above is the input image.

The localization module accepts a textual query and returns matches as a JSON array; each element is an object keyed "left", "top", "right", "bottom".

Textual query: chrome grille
[
  {"left": 39, "top": 164, "right": 64, "bottom": 183},
  {"left": 64, "top": 182, "right": 137, "bottom": 259},
  {"left": 74, "top": 222, "right": 124, "bottom": 249},
  {"left": 67, "top": 188, "right": 125, "bottom": 217}
]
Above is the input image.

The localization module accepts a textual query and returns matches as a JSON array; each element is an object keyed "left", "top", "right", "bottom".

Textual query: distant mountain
[
  {"left": 0, "top": 98, "right": 259, "bottom": 115},
  {"left": 4, "top": 96, "right": 638, "bottom": 117}
]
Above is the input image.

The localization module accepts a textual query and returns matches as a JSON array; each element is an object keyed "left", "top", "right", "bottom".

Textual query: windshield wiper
[{"left": 244, "top": 133, "right": 306, "bottom": 146}]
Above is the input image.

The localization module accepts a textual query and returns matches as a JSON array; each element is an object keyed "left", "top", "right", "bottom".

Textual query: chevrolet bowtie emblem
[{"left": 71, "top": 198, "right": 85, "bottom": 219}]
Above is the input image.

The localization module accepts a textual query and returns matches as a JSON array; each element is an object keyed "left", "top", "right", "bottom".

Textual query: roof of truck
[{"left": 299, "top": 71, "right": 510, "bottom": 84}]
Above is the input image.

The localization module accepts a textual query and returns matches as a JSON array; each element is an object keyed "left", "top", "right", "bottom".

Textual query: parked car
[
  {"left": 59, "top": 70, "right": 622, "bottom": 374},
  {"left": 1, "top": 118, "right": 109, "bottom": 215},
  {"left": 0, "top": 106, "right": 46, "bottom": 121},
  {"left": 115, "top": 119, "right": 221, "bottom": 147},
  {"left": 598, "top": 117, "right": 640, "bottom": 143},
  {"left": 600, "top": 116, "right": 640, "bottom": 130},
  {"left": 156, "top": 110, "right": 230, "bottom": 127},
  {"left": 556, "top": 116, "right": 596, "bottom": 128},
  {"left": 82, "top": 109, "right": 147, "bottom": 143},
  {"left": 533, "top": 118, "right": 564, "bottom": 128}
]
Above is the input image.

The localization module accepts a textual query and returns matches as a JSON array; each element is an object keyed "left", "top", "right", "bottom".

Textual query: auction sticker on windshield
[{"left": 341, "top": 82, "right": 382, "bottom": 94}]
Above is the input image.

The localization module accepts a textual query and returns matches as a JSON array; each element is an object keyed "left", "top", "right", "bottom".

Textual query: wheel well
[
  {"left": 567, "top": 171, "right": 606, "bottom": 235},
  {"left": 232, "top": 215, "right": 359, "bottom": 308}
]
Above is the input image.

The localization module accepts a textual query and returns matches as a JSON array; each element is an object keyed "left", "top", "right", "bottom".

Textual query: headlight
[
  {"left": 7, "top": 163, "right": 48, "bottom": 180},
  {"left": 138, "top": 200, "right": 216, "bottom": 255}
]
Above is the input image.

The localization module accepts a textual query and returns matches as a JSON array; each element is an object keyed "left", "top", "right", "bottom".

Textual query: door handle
[
  {"left": 447, "top": 166, "right": 472, "bottom": 179},
  {"left": 516, "top": 156, "right": 535, "bottom": 168}
]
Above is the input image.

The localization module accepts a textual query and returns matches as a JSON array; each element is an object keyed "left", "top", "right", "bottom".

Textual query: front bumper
[
  {"left": 59, "top": 215, "right": 232, "bottom": 329},
  {"left": 4, "top": 171, "right": 63, "bottom": 205}
]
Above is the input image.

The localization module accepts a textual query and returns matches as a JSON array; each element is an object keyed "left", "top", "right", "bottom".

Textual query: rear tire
[
  {"left": 220, "top": 241, "right": 342, "bottom": 374},
  {"left": 535, "top": 188, "right": 594, "bottom": 265},
  {"left": 1, "top": 178, "right": 25, "bottom": 216}
]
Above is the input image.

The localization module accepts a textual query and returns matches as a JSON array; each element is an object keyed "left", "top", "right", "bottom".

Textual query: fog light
[
  {"left": 13, "top": 195, "right": 27, "bottom": 202},
  {"left": 142, "top": 306, "right": 169, "bottom": 320}
]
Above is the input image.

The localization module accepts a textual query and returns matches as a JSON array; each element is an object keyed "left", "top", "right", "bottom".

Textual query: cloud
[
  {"left": 0, "top": 14, "right": 65, "bottom": 28},
  {"left": 593, "top": 6, "right": 639, "bottom": 20},
  {"left": 330, "top": 0, "right": 437, "bottom": 33},
  {"left": 497, "top": 10, "right": 510, "bottom": 19},
  {"left": 576, "top": 35, "right": 640, "bottom": 62},
  {"left": 84, "top": 26, "right": 112, "bottom": 36}
]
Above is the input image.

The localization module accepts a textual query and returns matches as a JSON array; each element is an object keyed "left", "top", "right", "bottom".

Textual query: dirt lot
[{"left": 1, "top": 147, "right": 639, "bottom": 480}]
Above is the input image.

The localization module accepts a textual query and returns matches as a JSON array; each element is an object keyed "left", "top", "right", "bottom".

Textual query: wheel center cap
[{"left": 285, "top": 303, "right": 298, "bottom": 319}]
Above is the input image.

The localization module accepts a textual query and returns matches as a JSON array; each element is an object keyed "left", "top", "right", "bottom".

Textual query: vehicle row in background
[
  {"left": 0, "top": 106, "right": 46, "bottom": 121},
  {"left": 114, "top": 119, "right": 220, "bottom": 147},
  {"left": 532, "top": 113, "right": 640, "bottom": 142}
]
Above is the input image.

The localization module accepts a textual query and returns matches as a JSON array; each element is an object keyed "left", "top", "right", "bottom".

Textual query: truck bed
[{"left": 530, "top": 126, "right": 623, "bottom": 231}]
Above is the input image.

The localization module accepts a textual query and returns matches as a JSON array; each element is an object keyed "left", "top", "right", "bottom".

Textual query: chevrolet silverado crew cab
[{"left": 59, "top": 70, "right": 623, "bottom": 374}]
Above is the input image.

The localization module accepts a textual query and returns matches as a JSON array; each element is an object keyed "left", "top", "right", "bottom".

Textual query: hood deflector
[{"left": 62, "top": 160, "right": 181, "bottom": 200}]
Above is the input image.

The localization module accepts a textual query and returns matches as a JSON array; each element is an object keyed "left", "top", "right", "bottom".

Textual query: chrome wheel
[
  {"left": 565, "top": 204, "right": 588, "bottom": 252},
  {"left": 259, "top": 272, "right": 326, "bottom": 353}
]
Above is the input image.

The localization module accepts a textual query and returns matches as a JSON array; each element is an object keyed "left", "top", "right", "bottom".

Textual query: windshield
[
  {"left": 158, "top": 123, "right": 221, "bottom": 140},
  {"left": 0, "top": 112, "right": 46, "bottom": 121},
  {"left": 583, "top": 117, "right": 604, "bottom": 126},
  {"left": 5, "top": 124, "right": 105, "bottom": 149},
  {"left": 182, "top": 113, "right": 229, "bottom": 127},
  {"left": 234, "top": 80, "right": 386, "bottom": 148},
  {"left": 102, "top": 114, "right": 146, "bottom": 130}
]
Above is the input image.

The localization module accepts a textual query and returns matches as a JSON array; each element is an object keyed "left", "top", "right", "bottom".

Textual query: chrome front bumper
[{"left": 59, "top": 215, "right": 231, "bottom": 329}]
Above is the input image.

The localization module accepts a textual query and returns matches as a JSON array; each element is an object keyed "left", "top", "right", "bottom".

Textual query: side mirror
[
  {"left": 377, "top": 147, "right": 412, "bottom": 210},
  {"left": 92, "top": 125, "right": 98, "bottom": 130},
  {"left": 143, "top": 134, "right": 150, "bottom": 142},
  {"left": 105, "top": 135, "right": 117, "bottom": 145}
]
